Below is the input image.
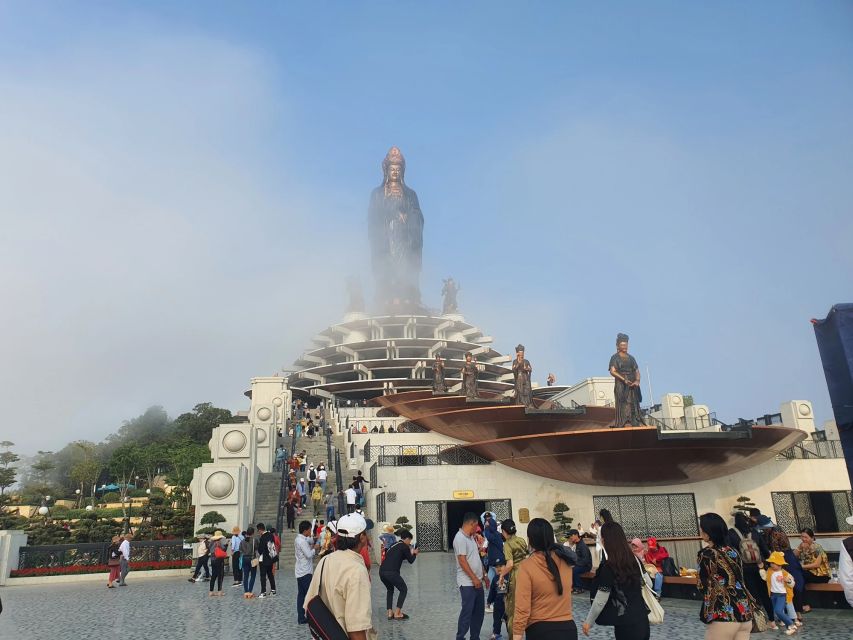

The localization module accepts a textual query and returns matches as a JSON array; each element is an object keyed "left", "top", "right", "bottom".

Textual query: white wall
[{"left": 351, "top": 432, "right": 852, "bottom": 542}]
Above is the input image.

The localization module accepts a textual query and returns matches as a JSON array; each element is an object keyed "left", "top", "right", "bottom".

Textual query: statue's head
[
  {"left": 382, "top": 146, "right": 406, "bottom": 184},
  {"left": 617, "top": 333, "right": 629, "bottom": 353}
]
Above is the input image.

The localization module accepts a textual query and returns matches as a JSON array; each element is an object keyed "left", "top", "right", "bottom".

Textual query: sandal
[{"left": 394, "top": 613, "right": 410, "bottom": 620}]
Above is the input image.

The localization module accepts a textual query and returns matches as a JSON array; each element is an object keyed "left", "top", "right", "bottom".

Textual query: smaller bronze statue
[
  {"left": 512, "top": 344, "right": 533, "bottom": 407},
  {"left": 442, "top": 277, "right": 460, "bottom": 315},
  {"left": 461, "top": 351, "right": 479, "bottom": 399},
  {"left": 432, "top": 354, "right": 447, "bottom": 393},
  {"left": 609, "top": 333, "right": 645, "bottom": 427},
  {"left": 546, "top": 373, "right": 556, "bottom": 387}
]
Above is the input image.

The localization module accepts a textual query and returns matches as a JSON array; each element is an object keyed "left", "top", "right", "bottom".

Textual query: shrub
[{"left": 101, "top": 492, "right": 121, "bottom": 503}]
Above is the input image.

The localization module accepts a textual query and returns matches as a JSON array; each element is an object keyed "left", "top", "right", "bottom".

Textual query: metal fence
[
  {"left": 377, "top": 444, "right": 490, "bottom": 467},
  {"left": 369, "top": 462, "right": 377, "bottom": 487},
  {"left": 18, "top": 539, "right": 190, "bottom": 569},
  {"left": 376, "top": 492, "right": 386, "bottom": 522},
  {"left": 777, "top": 439, "right": 844, "bottom": 460},
  {"left": 364, "top": 439, "right": 371, "bottom": 462}
]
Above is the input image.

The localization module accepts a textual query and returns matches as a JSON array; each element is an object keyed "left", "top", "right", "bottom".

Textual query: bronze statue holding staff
[
  {"left": 461, "top": 352, "right": 479, "bottom": 399},
  {"left": 432, "top": 354, "right": 447, "bottom": 393},
  {"left": 609, "top": 333, "right": 645, "bottom": 427},
  {"left": 512, "top": 344, "right": 533, "bottom": 407}
]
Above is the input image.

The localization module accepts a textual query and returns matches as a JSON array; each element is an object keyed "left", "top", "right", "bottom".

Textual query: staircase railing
[
  {"left": 277, "top": 416, "right": 299, "bottom": 532},
  {"left": 334, "top": 448, "right": 345, "bottom": 519}
]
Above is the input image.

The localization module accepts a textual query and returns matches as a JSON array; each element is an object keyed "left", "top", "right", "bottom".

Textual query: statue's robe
[
  {"left": 368, "top": 183, "right": 424, "bottom": 310},
  {"left": 512, "top": 358, "right": 533, "bottom": 407}
]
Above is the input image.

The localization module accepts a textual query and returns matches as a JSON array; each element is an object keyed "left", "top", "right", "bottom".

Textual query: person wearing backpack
[
  {"left": 727, "top": 513, "right": 773, "bottom": 625},
  {"left": 308, "top": 465, "right": 318, "bottom": 493},
  {"left": 256, "top": 522, "right": 278, "bottom": 598},
  {"left": 208, "top": 531, "right": 228, "bottom": 596}
]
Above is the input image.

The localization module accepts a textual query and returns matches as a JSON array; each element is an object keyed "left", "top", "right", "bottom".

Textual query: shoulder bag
[
  {"left": 306, "top": 557, "right": 349, "bottom": 640},
  {"left": 636, "top": 558, "right": 664, "bottom": 625}
]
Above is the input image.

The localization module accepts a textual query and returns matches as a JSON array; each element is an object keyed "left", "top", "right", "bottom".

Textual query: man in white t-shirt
[
  {"left": 317, "top": 464, "right": 329, "bottom": 492},
  {"left": 118, "top": 533, "right": 133, "bottom": 586},
  {"left": 344, "top": 484, "right": 358, "bottom": 514}
]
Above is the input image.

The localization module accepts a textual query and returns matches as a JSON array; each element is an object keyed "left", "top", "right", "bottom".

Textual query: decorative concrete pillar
[
  {"left": 191, "top": 464, "right": 251, "bottom": 533},
  {"left": 0, "top": 530, "right": 28, "bottom": 585}
]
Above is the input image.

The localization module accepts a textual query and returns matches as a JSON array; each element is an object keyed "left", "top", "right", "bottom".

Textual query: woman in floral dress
[{"left": 697, "top": 513, "right": 754, "bottom": 640}]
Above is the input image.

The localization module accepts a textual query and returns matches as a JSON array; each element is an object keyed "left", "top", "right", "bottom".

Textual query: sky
[{"left": 1, "top": 2, "right": 851, "bottom": 455}]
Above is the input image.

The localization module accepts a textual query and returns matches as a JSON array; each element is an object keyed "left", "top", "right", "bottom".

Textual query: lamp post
[{"left": 75, "top": 488, "right": 82, "bottom": 509}]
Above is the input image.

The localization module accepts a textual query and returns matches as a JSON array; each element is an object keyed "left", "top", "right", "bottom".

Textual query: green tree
[
  {"left": 137, "top": 441, "right": 170, "bottom": 489},
  {"left": 394, "top": 515, "right": 413, "bottom": 532},
  {"left": 167, "top": 439, "right": 210, "bottom": 508},
  {"left": 0, "top": 442, "right": 20, "bottom": 510},
  {"left": 173, "top": 403, "right": 234, "bottom": 445},
  {"left": 551, "top": 502, "right": 574, "bottom": 540},
  {"left": 109, "top": 444, "right": 141, "bottom": 528},
  {"left": 69, "top": 442, "right": 102, "bottom": 507},
  {"left": 682, "top": 395, "right": 695, "bottom": 408},
  {"left": 196, "top": 510, "right": 226, "bottom": 535},
  {"left": 30, "top": 451, "right": 57, "bottom": 497}
]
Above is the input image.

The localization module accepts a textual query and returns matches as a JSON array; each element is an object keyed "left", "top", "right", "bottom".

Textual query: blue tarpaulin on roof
[{"left": 812, "top": 303, "right": 853, "bottom": 488}]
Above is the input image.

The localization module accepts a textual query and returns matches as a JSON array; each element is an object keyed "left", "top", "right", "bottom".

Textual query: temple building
[{"left": 191, "top": 148, "right": 852, "bottom": 570}]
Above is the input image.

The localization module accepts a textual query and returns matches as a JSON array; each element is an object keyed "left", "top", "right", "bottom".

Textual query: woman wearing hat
[{"left": 207, "top": 531, "right": 228, "bottom": 596}]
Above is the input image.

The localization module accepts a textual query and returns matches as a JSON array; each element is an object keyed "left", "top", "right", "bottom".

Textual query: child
[{"left": 762, "top": 551, "right": 798, "bottom": 635}]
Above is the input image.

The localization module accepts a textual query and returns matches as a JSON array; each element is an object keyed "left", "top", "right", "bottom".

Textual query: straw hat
[
  {"left": 383, "top": 524, "right": 395, "bottom": 534},
  {"left": 767, "top": 551, "right": 787, "bottom": 566},
  {"left": 231, "top": 526, "right": 241, "bottom": 535},
  {"left": 210, "top": 530, "right": 225, "bottom": 540}
]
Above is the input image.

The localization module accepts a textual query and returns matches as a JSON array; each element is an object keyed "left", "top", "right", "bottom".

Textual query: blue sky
[{"left": 1, "top": 2, "right": 851, "bottom": 453}]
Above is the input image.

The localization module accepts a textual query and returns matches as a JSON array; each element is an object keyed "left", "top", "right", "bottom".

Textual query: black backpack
[{"left": 306, "top": 557, "right": 349, "bottom": 640}]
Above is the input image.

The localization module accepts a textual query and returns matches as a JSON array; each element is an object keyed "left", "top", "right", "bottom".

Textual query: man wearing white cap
[
  {"left": 305, "top": 512, "right": 376, "bottom": 640},
  {"left": 840, "top": 514, "right": 853, "bottom": 608}
]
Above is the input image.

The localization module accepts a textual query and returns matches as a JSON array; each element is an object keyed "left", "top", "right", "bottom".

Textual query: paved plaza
[{"left": 0, "top": 554, "right": 850, "bottom": 640}]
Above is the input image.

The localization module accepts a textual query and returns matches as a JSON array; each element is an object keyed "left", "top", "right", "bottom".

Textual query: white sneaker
[
  {"left": 258, "top": 593, "right": 269, "bottom": 599},
  {"left": 485, "top": 604, "right": 493, "bottom": 613}
]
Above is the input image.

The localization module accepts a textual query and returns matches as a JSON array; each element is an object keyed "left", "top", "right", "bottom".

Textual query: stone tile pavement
[{"left": 0, "top": 553, "right": 850, "bottom": 640}]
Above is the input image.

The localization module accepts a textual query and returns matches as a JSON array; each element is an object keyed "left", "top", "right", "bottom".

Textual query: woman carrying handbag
[{"left": 582, "top": 522, "right": 650, "bottom": 640}]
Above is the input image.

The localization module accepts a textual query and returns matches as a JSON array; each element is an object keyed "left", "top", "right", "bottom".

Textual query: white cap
[
  {"left": 847, "top": 514, "right": 853, "bottom": 526},
  {"left": 336, "top": 513, "right": 372, "bottom": 538}
]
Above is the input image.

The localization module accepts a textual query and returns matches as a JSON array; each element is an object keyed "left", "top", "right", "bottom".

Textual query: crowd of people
[{"left": 103, "top": 400, "right": 851, "bottom": 639}]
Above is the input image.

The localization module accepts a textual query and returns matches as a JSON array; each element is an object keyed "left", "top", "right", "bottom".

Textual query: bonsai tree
[
  {"left": 731, "top": 496, "right": 756, "bottom": 516},
  {"left": 550, "top": 502, "right": 574, "bottom": 540},
  {"left": 196, "top": 510, "right": 226, "bottom": 536},
  {"left": 394, "top": 515, "right": 413, "bottom": 532}
]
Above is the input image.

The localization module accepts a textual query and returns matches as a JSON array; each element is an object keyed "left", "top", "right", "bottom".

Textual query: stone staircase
[
  {"left": 251, "top": 472, "right": 281, "bottom": 529},
  {"left": 250, "top": 425, "right": 345, "bottom": 572}
]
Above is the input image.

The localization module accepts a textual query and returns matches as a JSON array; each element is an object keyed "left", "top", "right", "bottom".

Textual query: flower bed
[{"left": 10, "top": 559, "right": 191, "bottom": 577}]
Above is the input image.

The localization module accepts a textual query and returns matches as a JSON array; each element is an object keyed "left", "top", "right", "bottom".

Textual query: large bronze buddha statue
[{"left": 368, "top": 147, "right": 424, "bottom": 313}]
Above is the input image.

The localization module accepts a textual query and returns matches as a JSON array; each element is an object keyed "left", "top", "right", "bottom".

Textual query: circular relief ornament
[
  {"left": 256, "top": 428, "right": 267, "bottom": 444},
  {"left": 222, "top": 430, "right": 247, "bottom": 453},
  {"left": 272, "top": 397, "right": 283, "bottom": 407},
  {"left": 256, "top": 407, "right": 272, "bottom": 421},
  {"left": 205, "top": 471, "right": 235, "bottom": 500},
  {"left": 798, "top": 403, "right": 811, "bottom": 417},
  {"left": 672, "top": 396, "right": 682, "bottom": 405}
]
